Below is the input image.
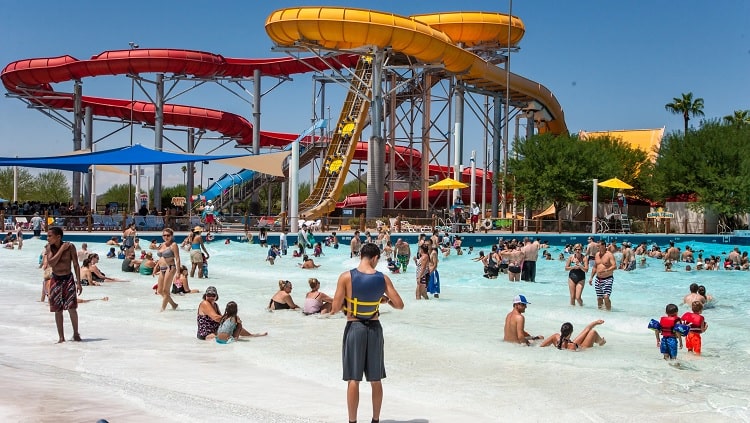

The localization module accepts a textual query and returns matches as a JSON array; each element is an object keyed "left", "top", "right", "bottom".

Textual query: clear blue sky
[{"left": 1, "top": 0, "right": 748, "bottom": 193}]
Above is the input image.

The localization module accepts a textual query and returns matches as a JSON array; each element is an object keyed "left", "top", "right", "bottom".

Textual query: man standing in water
[
  {"left": 44, "top": 227, "right": 82, "bottom": 343},
  {"left": 331, "top": 243, "right": 404, "bottom": 423},
  {"left": 503, "top": 294, "right": 543, "bottom": 345},
  {"left": 521, "top": 237, "right": 540, "bottom": 282},
  {"left": 590, "top": 240, "right": 617, "bottom": 310}
]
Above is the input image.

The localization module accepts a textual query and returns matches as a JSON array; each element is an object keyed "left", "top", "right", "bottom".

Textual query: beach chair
[
  {"left": 3, "top": 217, "right": 15, "bottom": 231},
  {"left": 401, "top": 221, "right": 417, "bottom": 232},
  {"left": 102, "top": 215, "right": 118, "bottom": 230},
  {"left": 91, "top": 214, "right": 105, "bottom": 230},
  {"left": 134, "top": 216, "right": 147, "bottom": 230},
  {"left": 310, "top": 219, "right": 322, "bottom": 232},
  {"left": 14, "top": 216, "right": 29, "bottom": 229}
]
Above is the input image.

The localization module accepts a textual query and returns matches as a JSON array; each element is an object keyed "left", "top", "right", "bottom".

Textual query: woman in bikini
[
  {"left": 268, "top": 280, "right": 299, "bottom": 310},
  {"left": 540, "top": 320, "right": 606, "bottom": 350},
  {"left": 565, "top": 243, "right": 589, "bottom": 306},
  {"left": 80, "top": 257, "right": 102, "bottom": 286},
  {"left": 156, "top": 228, "right": 180, "bottom": 311},
  {"left": 86, "top": 254, "right": 127, "bottom": 282},
  {"left": 303, "top": 278, "right": 333, "bottom": 315}
]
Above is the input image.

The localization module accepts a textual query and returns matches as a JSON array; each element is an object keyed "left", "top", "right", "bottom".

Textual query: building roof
[{"left": 578, "top": 127, "right": 665, "bottom": 161}]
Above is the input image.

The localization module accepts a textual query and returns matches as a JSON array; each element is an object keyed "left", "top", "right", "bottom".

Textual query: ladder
[{"left": 619, "top": 214, "right": 631, "bottom": 233}]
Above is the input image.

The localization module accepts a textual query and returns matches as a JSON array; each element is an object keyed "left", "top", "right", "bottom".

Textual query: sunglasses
[
  {"left": 205, "top": 293, "right": 216, "bottom": 298},
  {"left": 574, "top": 248, "right": 582, "bottom": 251},
  {"left": 162, "top": 234, "right": 172, "bottom": 237}
]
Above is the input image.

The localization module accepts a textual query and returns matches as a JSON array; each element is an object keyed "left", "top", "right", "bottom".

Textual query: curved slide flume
[
  {"left": 265, "top": 7, "right": 567, "bottom": 135},
  {"left": 265, "top": 7, "right": 567, "bottom": 217},
  {"left": 1, "top": 49, "right": 359, "bottom": 147}
]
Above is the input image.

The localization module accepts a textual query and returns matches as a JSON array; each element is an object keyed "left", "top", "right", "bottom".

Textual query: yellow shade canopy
[
  {"left": 429, "top": 177, "right": 469, "bottom": 190},
  {"left": 598, "top": 178, "right": 633, "bottom": 190}
]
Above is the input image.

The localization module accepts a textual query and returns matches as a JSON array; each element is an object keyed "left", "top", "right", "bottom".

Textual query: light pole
[
  {"left": 128, "top": 41, "right": 138, "bottom": 213},
  {"left": 200, "top": 161, "right": 209, "bottom": 191}
]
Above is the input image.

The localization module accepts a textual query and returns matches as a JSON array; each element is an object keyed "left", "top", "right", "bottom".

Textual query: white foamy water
[{"left": 2, "top": 236, "right": 749, "bottom": 422}]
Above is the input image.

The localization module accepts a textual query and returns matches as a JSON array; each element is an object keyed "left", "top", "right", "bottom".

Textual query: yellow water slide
[{"left": 265, "top": 7, "right": 567, "bottom": 218}]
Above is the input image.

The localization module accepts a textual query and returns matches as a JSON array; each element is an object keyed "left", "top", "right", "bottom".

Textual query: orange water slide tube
[
  {"left": 1, "top": 50, "right": 359, "bottom": 146},
  {"left": 265, "top": 7, "right": 566, "bottom": 135}
]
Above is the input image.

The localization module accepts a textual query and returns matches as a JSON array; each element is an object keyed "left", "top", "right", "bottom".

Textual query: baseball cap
[
  {"left": 205, "top": 286, "right": 218, "bottom": 296},
  {"left": 513, "top": 294, "right": 531, "bottom": 305}
]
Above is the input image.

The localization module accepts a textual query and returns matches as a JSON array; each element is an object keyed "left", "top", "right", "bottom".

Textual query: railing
[{"left": 2, "top": 209, "right": 740, "bottom": 236}]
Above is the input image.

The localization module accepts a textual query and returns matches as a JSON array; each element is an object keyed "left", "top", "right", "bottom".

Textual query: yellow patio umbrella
[
  {"left": 429, "top": 177, "right": 469, "bottom": 190},
  {"left": 597, "top": 178, "right": 633, "bottom": 190}
]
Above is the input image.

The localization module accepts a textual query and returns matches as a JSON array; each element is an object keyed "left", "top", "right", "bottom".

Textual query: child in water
[
  {"left": 655, "top": 303, "right": 683, "bottom": 360},
  {"left": 681, "top": 301, "right": 708, "bottom": 355},
  {"left": 216, "top": 301, "right": 268, "bottom": 344},
  {"left": 201, "top": 254, "right": 209, "bottom": 278}
]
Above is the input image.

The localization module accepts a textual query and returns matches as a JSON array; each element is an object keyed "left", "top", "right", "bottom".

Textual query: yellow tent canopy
[{"left": 532, "top": 204, "right": 556, "bottom": 219}]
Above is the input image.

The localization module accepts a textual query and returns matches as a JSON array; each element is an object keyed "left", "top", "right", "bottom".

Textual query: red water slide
[
  {"left": 2, "top": 48, "right": 491, "bottom": 205},
  {"left": 1, "top": 49, "right": 358, "bottom": 147}
]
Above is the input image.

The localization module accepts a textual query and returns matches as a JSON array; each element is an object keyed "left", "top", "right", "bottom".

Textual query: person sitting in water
[
  {"left": 300, "top": 254, "right": 320, "bottom": 269},
  {"left": 172, "top": 265, "right": 199, "bottom": 295},
  {"left": 121, "top": 251, "right": 141, "bottom": 273},
  {"left": 268, "top": 280, "right": 299, "bottom": 310},
  {"left": 313, "top": 242, "right": 324, "bottom": 257},
  {"left": 387, "top": 257, "right": 400, "bottom": 274},
  {"left": 197, "top": 286, "right": 221, "bottom": 340},
  {"left": 215, "top": 301, "right": 268, "bottom": 344},
  {"left": 149, "top": 239, "right": 160, "bottom": 250},
  {"left": 302, "top": 278, "right": 333, "bottom": 315},
  {"left": 266, "top": 245, "right": 279, "bottom": 265},
  {"left": 139, "top": 252, "right": 156, "bottom": 276},
  {"left": 540, "top": 320, "right": 606, "bottom": 350},
  {"left": 79, "top": 257, "right": 102, "bottom": 286},
  {"left": 106, "top": 247, "right": 116, "bottom": 258},
  {"left": 87, "top": 254, "right": 127, "bottom": 282},
  {"left": 106, "top": 236, "right": 120, "bottom": 246}
]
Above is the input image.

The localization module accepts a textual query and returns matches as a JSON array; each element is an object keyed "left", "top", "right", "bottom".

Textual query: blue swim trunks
[{"left": 660, "top": 336, "right": 678, "bottom": 358}]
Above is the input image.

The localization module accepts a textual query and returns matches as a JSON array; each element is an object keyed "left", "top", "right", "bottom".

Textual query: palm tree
[
  {"left": 723, "top": 109, "right": 750, "bottom": 126},
  {"left": 664, "top": 92, "right": 705, "bottom": 133}
]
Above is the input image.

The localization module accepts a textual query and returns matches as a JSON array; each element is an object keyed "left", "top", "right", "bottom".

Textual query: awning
[
  {"left": 532, "top": 204, "right": 556, "bottom": 219},
  {"left": 0, "top": 144, "right": 288, "bottom": 176}
]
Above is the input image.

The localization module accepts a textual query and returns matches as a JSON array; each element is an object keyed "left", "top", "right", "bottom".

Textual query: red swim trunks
[
  {"left": 685, "top": 332, "right": 702, "bottom": 354},
  {"left": 49, "top": 273, "right": 78, "bottom": 312}
]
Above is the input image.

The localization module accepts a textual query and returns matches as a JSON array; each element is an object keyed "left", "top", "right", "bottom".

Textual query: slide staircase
[{"left": 298, "top": 57, "right": 373, "bottom": 218}]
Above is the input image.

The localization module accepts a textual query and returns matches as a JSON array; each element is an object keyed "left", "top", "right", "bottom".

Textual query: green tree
[
  {"left": 0, "top": 167, "right": 36, "bottom": 201},
  {"left": 648, "top": 120, "right": 750, "bottom": 224},
  {"left": 723, "top": 109, "right": 750, "bottom": 126},
  {"left": 32, "top": 171, "right": 70, "bottom": 203},
  {"left": 509, "top": 133, "right": 647, "bottom": 220},
  {"left": 100, "top": 183, "right": 136, "bottom": 206},
  {"left": 665, "top": 92, "right": 705, "bottom": 134}
]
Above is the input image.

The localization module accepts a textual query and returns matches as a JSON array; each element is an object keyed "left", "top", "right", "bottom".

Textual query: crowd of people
[{"left": 26, "top": 220, "right": 744, "bottom": 423}]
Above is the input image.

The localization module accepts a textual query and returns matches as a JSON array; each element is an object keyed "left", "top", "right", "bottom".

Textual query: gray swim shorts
[{"left": 342, "top": 320, "right": 386, "bottom": 382}]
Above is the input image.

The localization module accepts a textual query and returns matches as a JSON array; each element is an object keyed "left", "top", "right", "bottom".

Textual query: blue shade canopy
[{"left": 0, "top": 144, "right": 249, "bottom": 173}]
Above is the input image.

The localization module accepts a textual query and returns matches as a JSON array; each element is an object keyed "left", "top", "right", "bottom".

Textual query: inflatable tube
[{"left": 482, "top": 219, "right": 492, "bottom": 230}]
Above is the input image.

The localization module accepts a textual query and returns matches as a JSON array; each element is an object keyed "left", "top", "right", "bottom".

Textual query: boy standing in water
[
  {"left": 681, "top": 301, "right": 708, "bottom": 355},
  {"left": 655, "top": 303, "right": 683, "bottom": 360}
]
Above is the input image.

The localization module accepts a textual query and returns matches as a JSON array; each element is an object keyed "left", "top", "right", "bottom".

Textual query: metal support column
[
  {"left": 491, "top": 96, "right": 501, "bottom": 216},
  {"left": 420, "top": 73, "right": 432, "bottom": 211},
  {"left": 72, "top": 80, "right": 83, "bottom": 206},
  {"left": 252, "top": 68, "right": 261, "bottom": 205},
  {"left": 83, "top": 107, "right": 93, "bottom": 211},
  {"left": 366, "top": 49, "right": 385, "bottom": 219},
  {"left": 452, "top": 82, "right": 464, "bottom": 203},
  {"left": 187, "top": 129, "right": 196, "bottom": 212},
  {"left": 153, "top": 73, "right": 165, "bottom": 212}
]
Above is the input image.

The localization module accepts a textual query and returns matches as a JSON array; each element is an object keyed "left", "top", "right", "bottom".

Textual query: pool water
[{"left": 4, "top": 237, "right": 749, "bottom": 421}]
